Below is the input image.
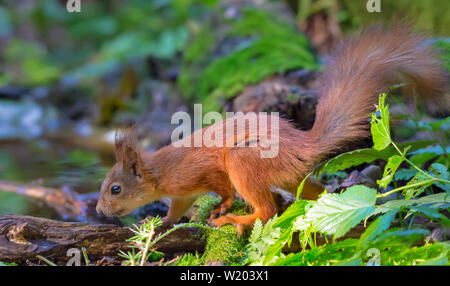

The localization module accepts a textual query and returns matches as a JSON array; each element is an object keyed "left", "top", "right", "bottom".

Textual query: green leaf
[
  {"left": 374, "top": 193, "right": 450, "bottom": 215},
  {"left": 371, "top": 93, "right": 391, "bottom": 151},
  {"left": 377, "top": 152, "right": 407, "bottom": 189},
  {"left": 271, "top": 239, "right": 359, "bottom": 266},
  {"left": 402, "top": 172, "right": 433, "bottom": 199},
  {"left": 428, "top": 117, "right": 450, "bottom": 131},
  {"left": 406, "top": 205, "right": 450, "bottom": 225},
  {"left": 296, "top": 174, "right": 310, "bottom": 200},
  {"left": 273, "top": 199, "right": 309, "bottom": 229},
  {"left": 409, "top": 146, "right": 449, "bottom": 167},
  {"left": 305, "top": 185, "right": 377, "bottom": 239},
  {"left": 430, "top": 163, "right": 450, "bottom": 192},
  {"left": 357, "top": 210, "right": 398, "bottom": 249},
  {"left": 394, "top": 169, "right": 418, "bottom": 181},
  {"left": 262, "top": 226, "right": 292, "bottom": 265},
  {"left": 372, "top": 228, "right": 429, "bottom": 247}
]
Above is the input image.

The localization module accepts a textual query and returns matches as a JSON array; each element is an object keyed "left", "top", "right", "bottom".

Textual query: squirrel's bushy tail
[{"left": 308, "top": 25, "right": 448, "bottom": 163}]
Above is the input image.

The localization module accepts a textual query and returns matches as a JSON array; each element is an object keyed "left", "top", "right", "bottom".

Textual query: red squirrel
[{"left": 96, "top": 26, "right": 448, "bottom": 233}]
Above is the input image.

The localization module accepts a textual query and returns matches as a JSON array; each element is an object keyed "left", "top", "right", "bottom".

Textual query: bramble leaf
[
  {"left": 402, "top": 172, "right": 433, "bottom": 200},
  {"left": 305, "top": 185, "right": 377, "bottom": 239},
  {"left": 371, "top": 93, "right": 391, "bottom": 151},
  {"left": 377, "top": 152, "right": 406, "bottom": 189}
]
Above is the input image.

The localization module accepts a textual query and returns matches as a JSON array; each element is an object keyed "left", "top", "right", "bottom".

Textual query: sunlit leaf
[
  {"left": 370, "top": 93, "right": 391, "bottom": 151},
  {"left": 305, "top": 185, "right": 377, "bottom": 238}
]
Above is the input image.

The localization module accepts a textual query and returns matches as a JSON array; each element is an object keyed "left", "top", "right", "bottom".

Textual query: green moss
[
  {"left": 191, "top": 194, "right": 222, "bottom": 224},
  {"left": 202, "top": 224, "right": 246, "bottom": 265},
  {"left": 190, "top": 194, "right": 251, "bottom": 265}
]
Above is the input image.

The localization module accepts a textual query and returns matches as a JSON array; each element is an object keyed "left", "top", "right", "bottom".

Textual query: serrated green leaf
[
  {"left": 377, "top": 153, "right": 405, "bottom": 189},
  {"left": 371, "top": 93, "right": 391, "bottom": 151},
  {"left": 402, "top": 172, "right": 433, "bottom": 199},
  {"left": 262, "top": 226, "right": 292, "bottom": 265},
  {"left": 305, "top": 185, "right": 377, "bottom": 238},
  {"left": 430, "top": 163, "right": 449, "bottom": 179}
]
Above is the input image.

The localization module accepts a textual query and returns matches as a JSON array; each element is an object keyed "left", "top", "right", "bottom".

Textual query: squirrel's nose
[{"left": 96, "top": 204, "right": 104, "bottom": 216}]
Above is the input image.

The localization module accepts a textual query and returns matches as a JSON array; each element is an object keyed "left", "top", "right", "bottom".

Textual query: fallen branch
[
  {"left": 0, "top": 180, "right": 118, "bottom": 223},
  {"left": 0, "top": 215, "right": 206, "bottom": 265}
]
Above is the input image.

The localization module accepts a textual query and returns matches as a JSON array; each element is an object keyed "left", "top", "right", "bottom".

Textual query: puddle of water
[{"left": 0, "top": 138, "right": 112, "bottom": 219}]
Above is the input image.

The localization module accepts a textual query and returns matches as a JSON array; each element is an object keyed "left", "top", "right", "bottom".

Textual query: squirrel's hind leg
[{"left": 211, "top": 164, "right": 277, "bottom": 234}]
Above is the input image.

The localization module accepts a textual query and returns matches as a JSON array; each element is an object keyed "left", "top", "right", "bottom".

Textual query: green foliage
[
  {"left": 243, "top": 217, "right": 282, "bottom": 266},
  {"left": 271, "top": 239, "right": 360, "bottom": 266},
  {"left": 118, "top": 217, "right": 164, "bottom": 266},
  {"left": 371, "top": 93, "right": 392, "bottom": 150},
  {"left": 357, "top": 210, "right": 398, "bottom": 249},
  {"left": 305, "top": 185, "right": 377, "bottom": 239},
  {"left": 373, "top": 193, "right": 450, "bottom": 216},
  {"left": 316, "top": 140, "right": 434, "bottom": 174},
  {"left": 435, "top": 40, "right": 450, "bottom": 71},
  {"left": 377, "top": 152, "right": 406, "bottom": 189},
  {"left": 243, "top": 93, "right": 449, "bottom": 266},
  {"left": 2, "top": 0, "right": 209, "bottom": 86},
  {"left": 166, "top": 252, "right": 204, "bottom": 266},
  {"left": 179, "top": 8, "right": 318, "bottom": 112}
]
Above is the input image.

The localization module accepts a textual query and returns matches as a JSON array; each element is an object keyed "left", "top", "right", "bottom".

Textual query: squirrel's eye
[{"left": 111, "top": 185, "right": 121, "bottom": 195}]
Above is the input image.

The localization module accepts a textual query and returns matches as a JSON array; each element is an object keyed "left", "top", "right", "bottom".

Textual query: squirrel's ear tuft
[
  {"left": 122, "top": 145, "right": 143, "bottom": 180},
  {"left": 114, "top": 125, "right": 139, "bottom": 162}
]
